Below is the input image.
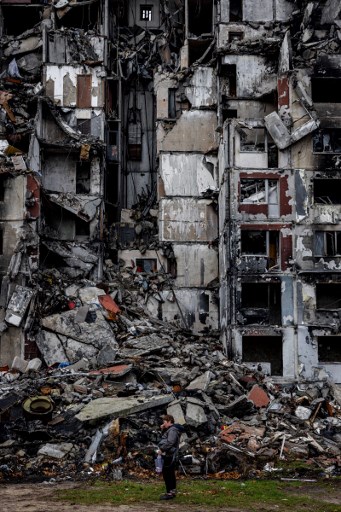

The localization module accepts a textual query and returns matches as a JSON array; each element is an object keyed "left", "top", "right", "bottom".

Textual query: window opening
[
  {"left": 241, "top": 179, "right": 278, "bottom": 204},
  {"left": 240, "top": 128, "right": 266, "bottom": 152},
  {"left": 0, "top": 177, "right": 5, "bottom": 202},
  {"left": 220, "top": 64, "right": 237, "bottom": 97},
  {"left": 228, "top": 31, "right": 244, "bottom": 42},
  {"left": 315, "top": 231, "right": 341, "bottom": 257},
  {"left": 312, "top": 78, "right": 341, "bottom": 103},
  {"left": 316, "top": 283, "right": 341, "bottom": 309},
  {"left": 128, "top": 109, "right": 142, "bottom": 161},
  {"left": 136, "top": 258, "right": 157, "bottom": 273},
  {"left": 140, "top": 5, "right": 153, "bottom": 21},
  {"left": 0, "top": 227, "right": 3, "bottom": 255},
  {"left": 318, "top": 336, "right": 341, "bottom": 362},
  {"left": 75, "top": 218, "right": 90, "bottom": 237},
  {"left": 230, "top": 0, "right": 243, "bottom": 21},
  {"left": 241, "top": 283, "right": 281, "bottom": 325},
  {"left": 188, "top": 0, "right": 213, "bottom": 36},
  {"left": 168, "top": 89, "right": 177, "bottom": 119},
  {"left": 314, "top": 179, "right": 341, "bottom": 204},
  {"left": 241, "top": 230, "right": 279, "bottom": 269},
  {"left": 242, "top": 336, "right": 283, "bottom": 376},
  {"left": 313, "top": 129, "right": 341, "bottom": 154},
  {"left": 76, "top": 162, "right": 90, "bottom": 194}
]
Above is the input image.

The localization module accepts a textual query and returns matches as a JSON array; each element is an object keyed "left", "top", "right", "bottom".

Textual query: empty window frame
[
  {"left": 0, "top": 176, "right": 5, "bottom": 202},
  {"left": 228, "top": 31, "right": 244, "bottom": 42},
  {"left": 136, "top": 258, "right": 157, "bottom": 273},
  {"left": 240, "top": 179, "right": 278, "bottom": 205},
  {"left": 0, "top": 227, "right": 3, "bottom": 255},
  {"left": 140, "top": 4, "right": 153, "bottom": 21},
  {"left": 318, "top": 336, "right": 341, "bottom": 362},
  {"left": 240, "top": 128, "right": 266, "bottom": 152},
  {"left": 315, "top": 231, "right": 341, "bottom": 257},
  {"left": 241, "top": 283, "right": 281, "bottom": 325},
  {"left": 75, "top": 218, "right": 90, "bottom": 237},
  {"left": 316, "top": 283, "right": 341, "bottom": 309},
  {"left": 220, "top": 64, "right": 237, "bottom": 97},
  {"left": 241, "top": 230, "right": 279, "bottom": 269},
  {"left": 76, "top": 162, "right": 90, "bottom": 194},
  {"left": 168, "top": 88, "right": 177, "bottom": 119},
  {"left": 313, "top": 129, "right": 341, "bottom": 154},
  {"left": 314, "top": 179, "right": 341, "bottom": 204},
  {"left": 230, "top": 0, "right": 243, "bottom": 21},
  {"left": 242, "top": 335, "right": 283, "bottom": 376},
  {"left": 188, "top": 0, "right": 213, "bottom": 35},
  {"left": 312, "top": 78, "right": 341, "bottom": 103}
]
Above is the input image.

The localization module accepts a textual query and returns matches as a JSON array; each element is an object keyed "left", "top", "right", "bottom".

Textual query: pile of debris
[{"left": 0, "top": 282, "right": 340, "bottom": 482}]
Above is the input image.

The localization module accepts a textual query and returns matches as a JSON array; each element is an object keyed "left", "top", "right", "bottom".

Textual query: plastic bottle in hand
[{"left": 155, "top": 453, "right": 163, "bottom": 473}]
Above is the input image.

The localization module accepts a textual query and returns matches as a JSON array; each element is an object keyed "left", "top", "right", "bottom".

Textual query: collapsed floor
[{"left": 0, "top": 278, "right": 340, "bottom": 482}]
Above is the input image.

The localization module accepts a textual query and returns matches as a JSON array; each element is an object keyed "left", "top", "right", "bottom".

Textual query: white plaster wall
[
  {"left": 172, "top": 244, "right": 218, "bottom": 287},
  {"left": 159, "top": 198, "right": 218, "bottom": 242},
  {"left": 157, "top": 110, "right": 218, "bottom": 153},
  {"left": 45, "top": 65, "right": 104, "bottom": 107},
  {"left": 234, "top": 131, "right": 268, "bottom": 168},
  {"left": 221, "top": 55, "right": 276, "bottom": 98},
  {"left": 185, "top": 67, "right": 217, "bottom": 108},
  {"left": 243, "top": 0, "right": 274, "bottom": 22},
  {"left": 154, "top": 73, "right": 178, "bottom": 119},
  {"left": 160, "top": 153, "right": 217, "bottom": 196},
  {"left": 119, "top": 249, "right": 166, "bottom": 270},
  {"left": 282, "top": 327, "right": 296, "bottom": 379}
]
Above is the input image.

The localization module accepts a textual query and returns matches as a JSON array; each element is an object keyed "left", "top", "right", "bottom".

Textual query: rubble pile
[{"left": 0, "top": 280, "right": 340, "bottom": 482}]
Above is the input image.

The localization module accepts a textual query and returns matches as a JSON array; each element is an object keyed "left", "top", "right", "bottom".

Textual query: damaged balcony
[{"left": 241, "top": 334, "right": 283, "bottom": 377}]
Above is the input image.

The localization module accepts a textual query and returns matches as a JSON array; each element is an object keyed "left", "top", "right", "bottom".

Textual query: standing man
[{"left": 157, "top": 414, "right": 182, "bottom": 500}]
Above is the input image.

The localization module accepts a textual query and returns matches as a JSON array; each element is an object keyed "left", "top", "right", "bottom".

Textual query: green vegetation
[{"left": 56, "top": 478, "right": 341, "bottom": 511}]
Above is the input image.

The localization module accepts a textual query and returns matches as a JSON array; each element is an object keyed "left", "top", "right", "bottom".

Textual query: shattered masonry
[{"left": 0, "top": 0, "right": 340, "bottom": 385}]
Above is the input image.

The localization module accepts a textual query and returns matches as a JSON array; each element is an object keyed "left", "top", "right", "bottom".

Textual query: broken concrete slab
[
  {"left": 75, "top": 394, "right": 173, "bottom": 422},
  {"left": 5, "top": 286, "right": 35, "bottom": 327},
  {"left": 167, "top": 399, "right": 186, "bottom": 425},
  {"left": 186, "top": 370, "right": 214, "bottom": 392}
]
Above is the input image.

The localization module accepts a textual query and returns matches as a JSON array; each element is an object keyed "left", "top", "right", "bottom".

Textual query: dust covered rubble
[{"left": 0, "top": 281, "right": 340, "bottom": 482}]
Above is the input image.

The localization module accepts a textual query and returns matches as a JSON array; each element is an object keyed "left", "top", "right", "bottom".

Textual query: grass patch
[{"left": 56, "top": 478, "right": 341, "bottom": 511}]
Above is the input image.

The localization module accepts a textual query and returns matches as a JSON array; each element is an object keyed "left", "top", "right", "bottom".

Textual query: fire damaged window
[
  {"left": 230, "top": 0, "right": 243, "bottom": 21},
  {"left": 241, "top": 283, "right": 281, "bottom": 325},
  {"left": 241, "top": 230, "right": 279, "bottom": 269},
  {"left": 240, "top": 179, "right": 278, "bottom": 205},
  {"left": 242, "top": 336, "right": 283, "bottom": 376},
  {"left": 136, "top": 258, "right": 157, "bottom": 273},
  {"left": 315, "top": 232, "right": 341, "bottom": 257},
  {"left": 314, "top": 179, "right": 341, "bottom": 204},
  {"left": 312, "top": 78, "right": 341, "bottom": 103},
  {"left": 240, "top": 128, "right": 266, "bottom": 152},
  {"left": 318, "top": 337, "right": 341, "bottom": 363},
  {"left": 313, "top": 129, "right": 341, "bottom": 154},
  {"left": 140, "top": 5, "right": 153, "bottom": 21},
  {"left": 316, "top": 284, "right": 341, "bottom": 309}
]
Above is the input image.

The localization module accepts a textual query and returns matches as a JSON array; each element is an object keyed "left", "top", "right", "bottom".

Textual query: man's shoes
[{"left": 159, "top": 493, "right": 175, "bottom": 500}]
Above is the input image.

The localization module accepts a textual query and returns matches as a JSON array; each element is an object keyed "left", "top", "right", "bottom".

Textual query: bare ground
[{"left": 1, "top": 481, "right": 340, "bottom": 512}]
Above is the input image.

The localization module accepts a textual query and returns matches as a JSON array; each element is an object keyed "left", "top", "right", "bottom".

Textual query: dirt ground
[{"left": 1, "top": 481, "right": 340, "bottom": 512}]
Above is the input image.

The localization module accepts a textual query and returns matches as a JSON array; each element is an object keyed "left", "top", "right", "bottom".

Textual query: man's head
[{"left": 161, "top": 414, "right": 174, "bottom": 430}]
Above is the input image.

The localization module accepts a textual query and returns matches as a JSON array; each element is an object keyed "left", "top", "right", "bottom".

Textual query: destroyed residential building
[{"left": 0, "top": 0, "right": 340, "bottom": 385}]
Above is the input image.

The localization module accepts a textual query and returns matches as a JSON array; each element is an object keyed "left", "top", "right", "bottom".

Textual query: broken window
[
  {"left": 241, "top": 283, "right": 281, "bottom": 325},
  {"left": 0, "top": 227, "right": 3, "bottom": 255},
  {"left": 240, "top": 179, "right": 278, "bottom": 205},
  {"left": 312, "top": 78, "right": 341, "bottom": 103},
  {"left": 242, "top": 336, "right": 283, "bottom": 376},
  {"left": 313, "top": 129, "right": 341, "bottom": 153},
  {"left": 188, "top": 39, "right": 213, "bottom": 66},
  {"left": 220, "top": 64, "right": 237, "bottom": 97},
  {"left": 136, "top": 258, "right": 157, "bottom": 273},
  {"left": 241, "top": 230, "right": 279, "bottom": 269},
  {"left": 222, "top": 108, "right": 237, "bottom": 122},
  {"left": 77, "top": 75, "right": 92, "bottom": 109},
  {"left": 188, "top": 0, "right": 213, "bottom": 36},
  {"left": 318, "top": 336, "right": 341, "bottom": 363},
  {"left": 240, "top": 128, "right": 266, "bottom": 152},
  {"left": 316, "top": 283, "right": 341, "bottom": 309},
  {"left": 140, "top": 4, "right": 153, "bottom": 21},
  {"left": 230, "top": 0, "right": 243, "bottom": 21},
  {"left": 315, "top": 232, "right": 341, "bottom": 257},
  {"left": 314, "top": 179, "right": 341, "bottom": 204},
  {"left": 76, "top": 162, "right": 91, "bottom": 194}
]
